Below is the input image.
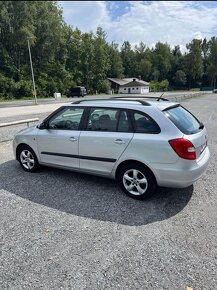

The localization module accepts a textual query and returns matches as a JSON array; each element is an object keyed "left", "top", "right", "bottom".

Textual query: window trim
[
  {"left": 117, "top": 109, "right": 133, "bottom": 132},
  {"left": 43, "top": 106, "right": 86, "bottom": 131},
  {"left": 83, "top": 107, "right": 132, "bottom": 133},
  {"left": 129, "top": 109, "right": 161, "bottom": 134},
  {"left": 163, "top": 105, "right": 201, "bottom": 135}
]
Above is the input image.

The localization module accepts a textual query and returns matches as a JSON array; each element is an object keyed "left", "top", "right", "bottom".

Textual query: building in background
[{"left": 108, "top": 78, "right": 149, "bottom": 94}]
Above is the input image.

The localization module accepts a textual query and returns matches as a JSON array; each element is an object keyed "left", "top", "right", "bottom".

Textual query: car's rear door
[{"left": 79, "top": 107, "right": 134, "bottom": 175}]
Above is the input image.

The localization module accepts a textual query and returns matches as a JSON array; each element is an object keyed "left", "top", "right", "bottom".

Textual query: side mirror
[{"left": 37, "top": 121, "right": 48, "bottom": 130}]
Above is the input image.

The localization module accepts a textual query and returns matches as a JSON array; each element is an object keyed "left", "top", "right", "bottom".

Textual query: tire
[
  {"left": 17, "top": 145, "right": 40, "bottom": 172},
  {"left": 118, "top": 163, "right": 156, "bottom": 199}
]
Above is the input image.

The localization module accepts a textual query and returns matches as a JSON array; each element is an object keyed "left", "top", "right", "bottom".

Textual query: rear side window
[
  {"left": 86, "top": 108, "right": 130, "bottom": 132},
  {"left": 164, "top": 105, "right": 201, "bottom": 135},
  {"left": 131, "top": 111, "right": 160, "bottom": 134}
]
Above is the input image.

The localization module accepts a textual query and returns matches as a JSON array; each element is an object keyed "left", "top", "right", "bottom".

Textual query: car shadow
[{"left": 0, "top": 160, "right": 193, "bottom": 226}]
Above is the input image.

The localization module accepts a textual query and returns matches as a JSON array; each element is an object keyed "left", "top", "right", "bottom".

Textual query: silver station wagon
[{"left": 13, "top": 97, "right": 210, "bottom": 199}]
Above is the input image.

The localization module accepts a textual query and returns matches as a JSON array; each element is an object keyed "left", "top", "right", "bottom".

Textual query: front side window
[
  {"left": 131, "top": 111, "right": 160, "bottom": 134},
  {"left": 86, "top": 108, "right": 130, "bottom": 132},
  {"left": 48, "top": 107, "right": 84, "bottom": 130}
]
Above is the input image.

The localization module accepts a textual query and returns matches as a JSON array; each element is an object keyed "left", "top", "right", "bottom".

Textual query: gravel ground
[{"left": 0, "top": 93, "right": 217, "bottom": 289}]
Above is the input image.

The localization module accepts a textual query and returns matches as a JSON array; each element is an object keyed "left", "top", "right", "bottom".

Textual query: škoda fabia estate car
[{"left": 13, "top": 97, "right": 210, "bottom": 199}]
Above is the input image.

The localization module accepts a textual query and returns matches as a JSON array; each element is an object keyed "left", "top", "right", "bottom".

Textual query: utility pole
[{"left": 27, "top": 38, "right": 37, "bottom": 104}]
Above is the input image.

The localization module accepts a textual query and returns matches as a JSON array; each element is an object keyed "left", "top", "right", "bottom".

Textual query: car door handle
[
  {"left": 69, "top": 137, "right": 77, "bottom": 142},
  {"left": 114, "top": 139, "right": 125, "bottom": 144}
]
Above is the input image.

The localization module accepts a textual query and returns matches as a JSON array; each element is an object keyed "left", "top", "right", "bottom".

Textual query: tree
[
  {"left": 201, "top": 38, "right": 209, "bottom": 86},
  {"left": 170, "top": 45, "right": 185, "bottom": 87},
  {"left": 134, "top": 43, "right": 153, "bottom": 81},
  {"left": 173, "top": 70, "right": 186, "bottom": 87},
  {"left": 135, "top": 41, "right": 146, "bottom": 61},
  {"left": 184, "top": 39, "right": 203, "bottom": 88},
  {"left": 136, "top": 59, "right": 152, "bottom": 81},
  {"left": 207, "top": 37, "right": 217, "bottom": 89},
  {"left": 65, "top": 26, "right": 83, "bottom": 86},
  {"left": 80, "top": 32, "right": 95, "bottom": 91},
  {"left": 121, "top": 41, "right": 136, "bottom": 77},
  {"left": 92, "top": 27, "right": 110, "bottom": 91},
  {"left": 0, "top": 0, "right": 217, "bottom": 99},
  {"left": 0, "top": 1, "right": 36, "bottom": 81},
  {"left": 152, "top": 42, "right": 172, "bottom": 81},
  {"left": 107, "top": 42, "right": 123, "bottom": 78}
]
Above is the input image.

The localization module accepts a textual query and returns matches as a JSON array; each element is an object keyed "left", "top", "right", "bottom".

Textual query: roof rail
[
  {"left": 73, "top": 98, "right": 106, "bottom": 104},
  {"left": 72, "top": 98, "right": 150, "bottom": 106},
  {"left": 111, "top": 95, "right": 169, "bottom": 102}
]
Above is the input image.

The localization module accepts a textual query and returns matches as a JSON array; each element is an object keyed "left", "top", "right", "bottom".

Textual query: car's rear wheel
[
  {"left": 118, "top": 163, "right": 156, "bottom": 199},
  {"left": 17, "top": 145, "right": 39, "bottom": 172}
]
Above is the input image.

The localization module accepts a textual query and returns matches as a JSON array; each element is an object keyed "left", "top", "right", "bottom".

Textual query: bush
[
  {"left": 37, "top": 71, "right": 77, "bottom": 97},
  {"left": 160, "top": 80, "right": 169, "bottom": 91},
  {"left": 149, "top": 80, "right": 169, "bottom": 92},
  {"left": 0, "top": 73, "right": 15, "bottom": 99},
  {"left": 96, "top": 80, "right": 111, "bottom": 93},
  {"left": 13, "top": 80, "right": 32, "bottom": 99}
]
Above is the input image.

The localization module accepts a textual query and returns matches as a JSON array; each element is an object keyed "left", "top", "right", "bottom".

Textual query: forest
[{"left": 1, "top": 1, "right": 217, "bottom": 99}]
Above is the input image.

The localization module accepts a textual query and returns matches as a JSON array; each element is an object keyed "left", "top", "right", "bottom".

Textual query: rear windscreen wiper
[{"left": 199, "top": 122, "right": 204, "bottom": 130}]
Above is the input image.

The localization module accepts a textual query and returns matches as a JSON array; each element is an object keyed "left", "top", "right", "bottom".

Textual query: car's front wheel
[
  {"left": 17, "top": 145, "right": 39, "bottom": 172},
  {"left": 118, "top": 163, "right": 156, "bottom": 199}
]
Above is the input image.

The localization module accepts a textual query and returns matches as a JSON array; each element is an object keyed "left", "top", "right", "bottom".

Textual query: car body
[
  {"left": 13, "top": 97, "right": 210, "bottom": 199},
  {"left": 67, "top": 86, "right": 87, "bottom": 98}
]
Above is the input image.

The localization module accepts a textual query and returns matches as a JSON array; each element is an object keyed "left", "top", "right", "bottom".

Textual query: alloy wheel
[
  {"left": 20, "top": 150, "right": 35, "bottom": 170},
  {"left": 123, "top": 169, "right": 148, "bottom": 196}
]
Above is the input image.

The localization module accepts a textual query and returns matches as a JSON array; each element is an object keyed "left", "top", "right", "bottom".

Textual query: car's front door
[
  {"left": 37, "top": 107, "right": 84, "bottom": 169},
  {"left": 79, "top": 108, "right": 134, "bottom": 175}
]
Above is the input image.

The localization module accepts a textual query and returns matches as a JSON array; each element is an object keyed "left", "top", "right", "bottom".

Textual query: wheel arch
[
  {"left": 115, "top": 159, "right": 157, "bottom": 183},
  {"left": 16, "top": 143, "right": 34, "bottom": 160}
]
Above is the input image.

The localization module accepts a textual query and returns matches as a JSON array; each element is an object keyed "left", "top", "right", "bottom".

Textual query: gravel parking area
[{"left": 0, "top": 94, "right": 217, "bottom": 289}]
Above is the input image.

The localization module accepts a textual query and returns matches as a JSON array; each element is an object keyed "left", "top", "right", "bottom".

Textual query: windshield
[{"left": 164, "top": 105, "right": 202, "bottom": 135}]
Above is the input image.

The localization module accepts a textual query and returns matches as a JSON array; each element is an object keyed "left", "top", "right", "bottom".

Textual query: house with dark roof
[{"left": 107, "top": 78, "right": 149, "bottom": 94}]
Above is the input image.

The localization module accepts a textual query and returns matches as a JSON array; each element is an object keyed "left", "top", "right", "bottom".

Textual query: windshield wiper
[{"left": 199, "top": 122, "right": 204, "bottom": 130}]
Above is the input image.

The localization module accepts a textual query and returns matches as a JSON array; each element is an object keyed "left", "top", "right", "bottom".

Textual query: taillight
[{"left": 169, "top": 138, "right": 196, "bottom": 160}]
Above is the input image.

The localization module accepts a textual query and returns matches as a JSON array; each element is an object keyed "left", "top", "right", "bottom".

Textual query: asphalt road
[{"left": 0, "top": 93, "right": 217, "bottom": 289}]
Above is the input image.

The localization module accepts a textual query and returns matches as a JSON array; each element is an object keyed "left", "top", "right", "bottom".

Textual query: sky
[{"left": 59, "top": 1, "right": 217, "bottom": 52}]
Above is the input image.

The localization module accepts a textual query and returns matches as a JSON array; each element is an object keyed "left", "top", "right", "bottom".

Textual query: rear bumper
[{"left": 152, "top": 147, "right": 210, "bottom": 188}]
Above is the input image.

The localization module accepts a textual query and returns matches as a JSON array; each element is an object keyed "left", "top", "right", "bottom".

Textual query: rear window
[{"left": 164, "top": 105, "right": 202, "bottom": 135}]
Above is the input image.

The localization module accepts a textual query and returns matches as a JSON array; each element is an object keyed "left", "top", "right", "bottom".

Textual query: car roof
[{"left": 63, "top": 97, "right": 179, "bottom": 112}]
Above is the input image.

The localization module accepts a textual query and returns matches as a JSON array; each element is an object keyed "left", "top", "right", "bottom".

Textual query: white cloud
[
  {"left": 59, "top": 1, "right": 217, "bottom": 51},
  {"left": 59, "top": 1, "right": 110, "bottom": 32}
]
